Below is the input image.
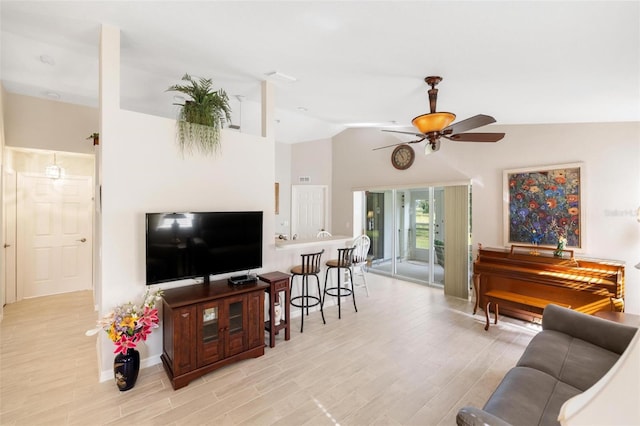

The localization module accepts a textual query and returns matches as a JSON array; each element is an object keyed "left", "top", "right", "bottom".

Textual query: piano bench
[{"left": 484, "top": 290, "right": 571, "bottom": 331}]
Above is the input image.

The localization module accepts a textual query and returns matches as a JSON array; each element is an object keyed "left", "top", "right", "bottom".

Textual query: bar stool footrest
[
  {"left": 291, "top": 295, "right": 322, "bottom": 309},
  {"left": 323, "top": 287, "right": 354, "bottom": 297}
]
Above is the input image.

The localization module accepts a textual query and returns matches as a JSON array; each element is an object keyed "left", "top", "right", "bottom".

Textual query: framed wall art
[{"left": 503, "top": 162, "right": 584, "bottom": 249}]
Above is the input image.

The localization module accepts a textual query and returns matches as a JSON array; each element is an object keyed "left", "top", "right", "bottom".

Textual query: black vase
[{"left": 113, "top": 348, "right": 140, "bottom": 391}]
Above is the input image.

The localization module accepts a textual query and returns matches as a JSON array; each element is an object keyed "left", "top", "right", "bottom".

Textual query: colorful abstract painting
[{"left": 504, "top": 163, "right": 582, "bottom": 248}]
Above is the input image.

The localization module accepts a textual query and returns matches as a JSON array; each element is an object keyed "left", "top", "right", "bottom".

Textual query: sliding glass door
[
  {"left": 358, "top": 186, "right": 447, "bottom": 286},
  {"left": 365, "top": 191, "right": 386, "bottom": 266}
]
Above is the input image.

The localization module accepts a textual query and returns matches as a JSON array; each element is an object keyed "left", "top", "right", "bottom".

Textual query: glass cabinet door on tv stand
[
  {"left": 197, "top": 301, "right": 223, "bottom": 366},
  {"left": 161, "top": 279, "right": 267, "bottom": 390},
  {"left": 196, "top": 295, "right": 248, "bottom": 366}
]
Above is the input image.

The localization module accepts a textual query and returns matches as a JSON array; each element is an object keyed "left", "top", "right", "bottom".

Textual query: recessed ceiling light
[
  {"left": 45, "top": 92, "right": 60, "bottom": 100},
  {"left": 264, "top": 71, "right": 297, "bottom": 83},
  {"left": 173, "top": 95, "right": 185, "bottom": 103},
  {"left": 40, "top": 54, "right": 55, "bottom": 65},
  {"left": 297, "top": 106, "right": 308, "bottom": 112}
]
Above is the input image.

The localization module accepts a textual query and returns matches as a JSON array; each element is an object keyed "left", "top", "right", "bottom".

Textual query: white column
[
  {"left": 261, "top": 80, "right": 275, "bottom": 139},
  {"left": 97, "top": 23, "right": 121, "bottom": 378}
]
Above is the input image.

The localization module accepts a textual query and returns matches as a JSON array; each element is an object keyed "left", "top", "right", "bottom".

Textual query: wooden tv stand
[{"left": 160, "top": 279, "right": 268, "bottom": 390}]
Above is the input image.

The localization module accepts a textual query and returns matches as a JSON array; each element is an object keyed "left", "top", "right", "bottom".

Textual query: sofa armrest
[
  {"left": 542, "top": 304, "right": 638, "bottom": 354},
  {"left": 456, "top": 407, "right": 513, "bottom": 426}
]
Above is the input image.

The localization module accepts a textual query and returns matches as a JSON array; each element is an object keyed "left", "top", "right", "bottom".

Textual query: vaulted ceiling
[{"left": 1, "top": 1, "right": 638, "bottom": 143}]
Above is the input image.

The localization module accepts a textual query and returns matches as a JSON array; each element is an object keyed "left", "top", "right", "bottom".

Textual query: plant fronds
[
  {"left": 167, "top": 74, "right": 232, "bottom": 156},
  {"left": 176, "top": 121, "right": 222, "bottom": 156}
]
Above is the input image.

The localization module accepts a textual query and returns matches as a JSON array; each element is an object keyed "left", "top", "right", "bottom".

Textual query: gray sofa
[{"left": 456, "top": 304, "right": 639, "bottom": 426}]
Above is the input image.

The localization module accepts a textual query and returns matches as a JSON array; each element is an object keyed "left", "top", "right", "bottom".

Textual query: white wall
[
  {"left": 97, "top": 25, "right": 277, "bottom": 378},
  {"left": 98, "top": 108, "right": 276, "bottom": 375},
  {"left": 3, "top": 92, "right": 98, "bottom": 154},
  {"left": 275, "top": 142, "right": 292, "bottom": 235},
  {"left": 332, "top": 123, "right": 640, "bottom": 313},
  {"left": 290, "top": 137, "right": 333, "bottom": 231},
  {"left": 291, "top": 137, "right": 332, "bottom": 186}
]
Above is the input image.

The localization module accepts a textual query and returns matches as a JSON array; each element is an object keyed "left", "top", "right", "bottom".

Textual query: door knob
[
  {"left": 77, "top": 238, "right": 87, "bottom": 243},
  {"left": 3, "top": 244, "right": 10, "bottom": 248}
]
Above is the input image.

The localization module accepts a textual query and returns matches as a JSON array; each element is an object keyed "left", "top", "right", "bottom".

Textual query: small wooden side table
[{"left": 258, "top": 271, "right": 291, "bottom": 347}]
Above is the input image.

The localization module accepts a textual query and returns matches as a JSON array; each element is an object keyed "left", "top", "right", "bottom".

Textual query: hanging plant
[{"left": 167, "top": 74, "right": 232, "bottom": 156}]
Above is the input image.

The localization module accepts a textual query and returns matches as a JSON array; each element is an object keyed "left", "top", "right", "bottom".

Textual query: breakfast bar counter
[
  {"left": 270, "top": 236, "right": 355, "bottom": 314},
  {"left": 274, "top": 235, "right": 353, "bottom": 250}
]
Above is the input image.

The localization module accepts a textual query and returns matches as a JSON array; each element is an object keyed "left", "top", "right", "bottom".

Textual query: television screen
[{"left": 145, "top": 211, "right": 263, "bottom": 285}]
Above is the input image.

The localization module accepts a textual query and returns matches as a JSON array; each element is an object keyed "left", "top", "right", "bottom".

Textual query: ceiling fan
[{"left": 375, "top": 76, "right": 505, "bottom": 154}]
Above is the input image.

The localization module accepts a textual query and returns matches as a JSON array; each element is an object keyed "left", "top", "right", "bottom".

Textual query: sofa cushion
[
  {"left": 483, "top": 366, "right": 581, "bottom": 426},
  {"left": 517, "top": 330, "right": 620, "bottom": 391},
  {"left": 542, "top": 304, "right": 638, "bottom": 355}
]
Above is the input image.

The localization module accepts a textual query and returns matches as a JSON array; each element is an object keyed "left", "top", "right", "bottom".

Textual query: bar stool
[
  {"left": 290, "top": 250, "right": 325, "bottom": 332},
  {"left": 351, "top": 234, "right": 371, "bottom": 296},
  {"left": 322, "top": 247, "right": 357, "bottom": 319}
]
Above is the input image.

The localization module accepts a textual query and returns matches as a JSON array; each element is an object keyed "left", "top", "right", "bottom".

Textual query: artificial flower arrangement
[{"left": 86, "top": 289, "right": 163, "bottom": 354}]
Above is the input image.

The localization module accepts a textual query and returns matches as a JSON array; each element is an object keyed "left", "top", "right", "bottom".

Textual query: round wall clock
[{"left": 391, "top": 144, "right": 415, "bottom": 170}]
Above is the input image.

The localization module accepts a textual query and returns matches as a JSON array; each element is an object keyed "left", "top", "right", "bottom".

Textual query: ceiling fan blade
[
  {"left": 373, "top": 137, "right": 425, "bottom": 151},
  {"left": 445, "top": 132, "right": 505, "bottom": 142},
  {"left": 443, "top": 114, "right": 496, "bottom": 135},
  {"left": 373, "top": 142, "right": 406, "bottom": 151},
  {"left": 382, "top": 129, "right": 426, "bottom": 138}
]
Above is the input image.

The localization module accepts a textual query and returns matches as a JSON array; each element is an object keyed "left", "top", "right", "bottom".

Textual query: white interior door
[
  {"left": 3, "top": 167, "right": 17, "bottom": 304},
  {"left": 291, "top": 185, "right": 328, "bottom": 239},
  {"left": 18, "top": 174, "right": 93, "bottom": 299}
]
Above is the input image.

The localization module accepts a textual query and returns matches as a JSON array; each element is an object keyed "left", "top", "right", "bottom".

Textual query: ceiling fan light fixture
[
  {"left": 412, "top": 112, "right": 456, "bottom": 133},
  {"left": 376, "top": 75, "right": 505, "bottom": 154}
]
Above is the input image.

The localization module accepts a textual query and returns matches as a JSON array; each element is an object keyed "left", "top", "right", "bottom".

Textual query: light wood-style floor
[{"left": 0, "top": 274, "right": 536, "bottom": 425}]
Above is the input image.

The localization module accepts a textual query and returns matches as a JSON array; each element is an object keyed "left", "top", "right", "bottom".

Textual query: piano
[{"left": 473, "top": 245, "right": 625, "bottom": 324}]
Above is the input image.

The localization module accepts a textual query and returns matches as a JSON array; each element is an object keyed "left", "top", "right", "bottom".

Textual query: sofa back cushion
[
  {"left": 542, "top": 304, "right": 637, "bottom": 354},
  {"left": 517, "top": 330, "right": 621, "bottom": 391}
]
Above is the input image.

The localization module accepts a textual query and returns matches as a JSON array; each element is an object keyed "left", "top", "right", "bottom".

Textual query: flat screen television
[{"left": 145, "top": 211, "right": 263, "bottom": 285}]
